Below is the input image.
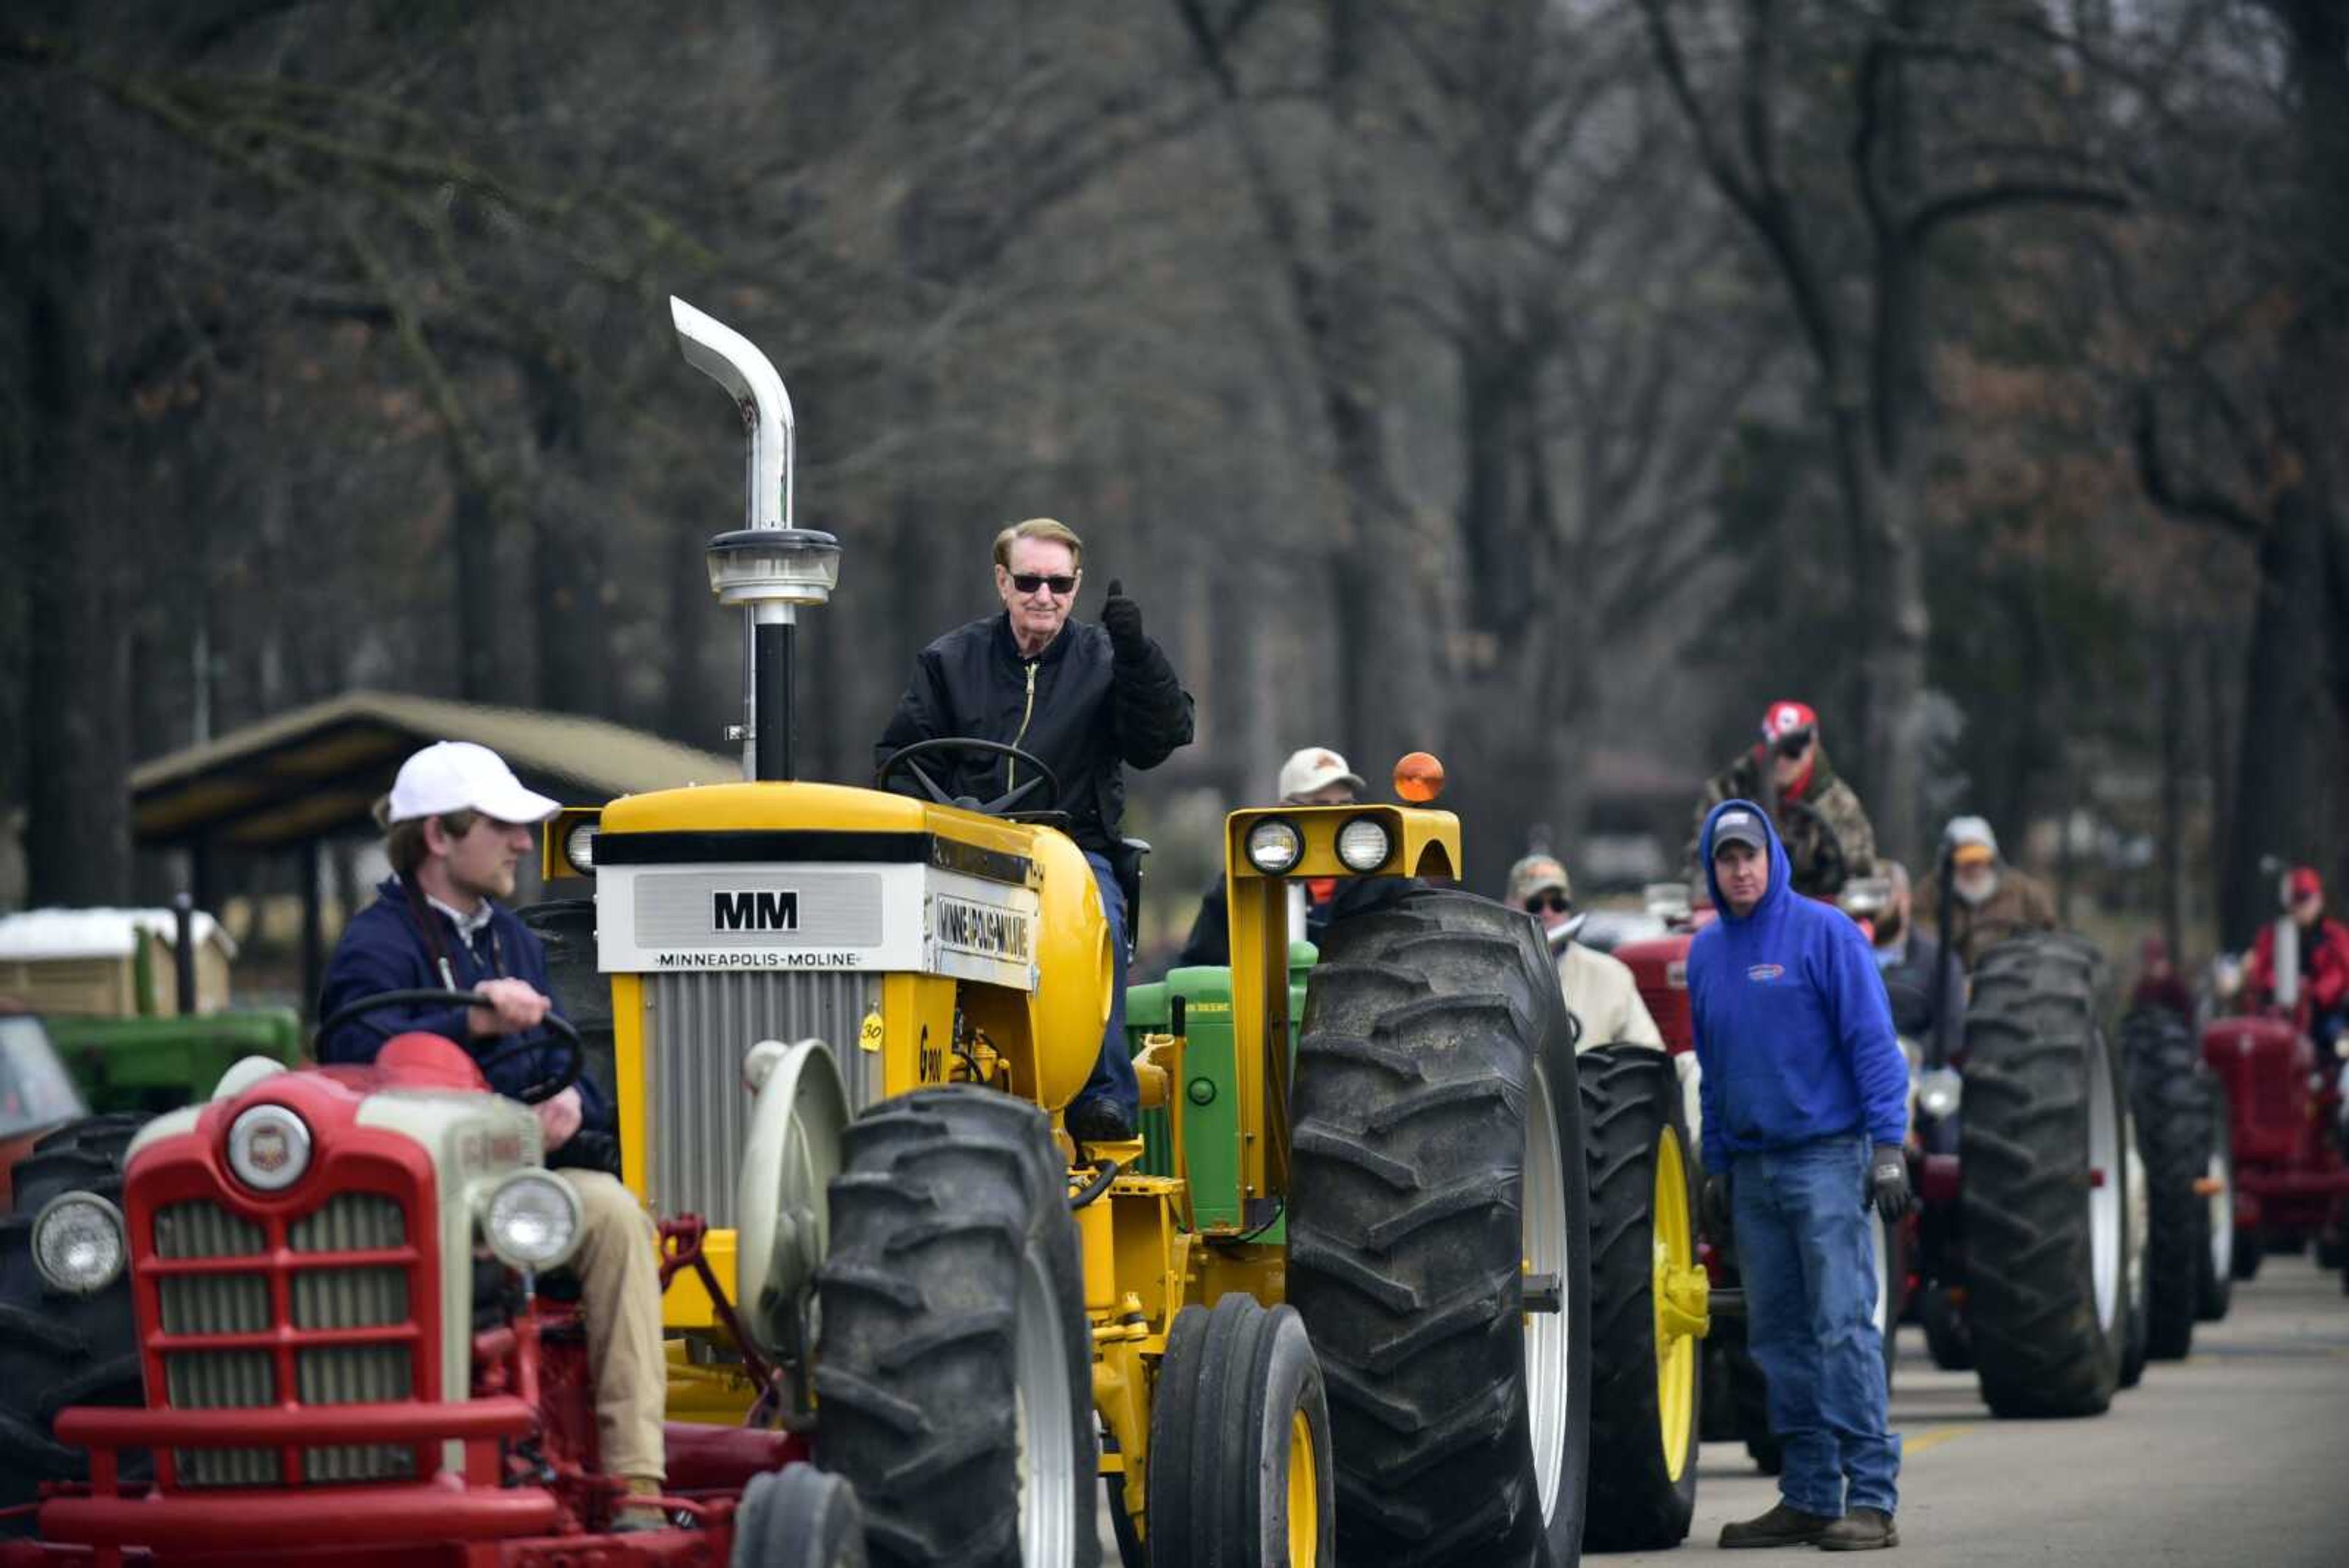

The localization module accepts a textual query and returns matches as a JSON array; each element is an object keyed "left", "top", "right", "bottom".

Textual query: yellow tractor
[{"left": 563, "top": 300, "right": 1596, "bottom": 1566}]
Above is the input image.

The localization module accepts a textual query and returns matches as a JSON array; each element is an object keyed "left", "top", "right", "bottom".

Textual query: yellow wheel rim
[
  {"left": 1651, "top": 1128, "right": 1704, "bottom": 1482},
  {"left": 1286, "top": 1406, "right": 1319, "bottom": 1564}
]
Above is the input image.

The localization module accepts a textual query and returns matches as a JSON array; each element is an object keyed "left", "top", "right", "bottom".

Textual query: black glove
[
  {"left": 1701, "top": 1171, "right": 1734, "bottom": 1238},
  {"left": 1101, "top": 578, "right": 1146, "bottom": 662},
  {"left": 1867, "top": 1142, "right": 1911, "bottom": 1223}
]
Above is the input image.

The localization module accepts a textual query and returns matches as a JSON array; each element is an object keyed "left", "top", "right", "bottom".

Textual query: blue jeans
[
  {"left": 1733, "top": 1137, "right": 1901, "bottom": 1517},
  {"left": 1072, "top": 852, "right": 1137, "bottom": 1118}
]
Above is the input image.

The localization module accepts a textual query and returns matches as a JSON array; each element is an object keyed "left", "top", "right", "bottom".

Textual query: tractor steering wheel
[
  {"left": 316, "top": 988, "right": 584, "bottom": 1105},
  {"left": 875, "top": 737, "right": 1063, "bottom": 817},
  {"left": 1780, "top": 797, "right": 1849, "bottom": 897}
]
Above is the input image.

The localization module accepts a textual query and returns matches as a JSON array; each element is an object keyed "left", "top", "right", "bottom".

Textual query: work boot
[
  {"left": 1819, "top": 1509, "right": 1899, "bottom": 1551},
  {"left": 1719, "top": 1502, "right": 1839, "bottom": 1548},
  {"left": 1065, "top": 1096, "right": 1136, "bottom": 1144}
]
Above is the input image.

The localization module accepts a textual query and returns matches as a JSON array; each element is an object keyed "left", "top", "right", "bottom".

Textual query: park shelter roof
[{"left": 130, "top": 689, "right": 736, "bottom": 849}]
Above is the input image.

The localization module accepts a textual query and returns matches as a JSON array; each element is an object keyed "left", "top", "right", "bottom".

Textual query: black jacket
[
  {"left": 318, "top": 876, "right": 613, "bottom": 1136},
  {"left": 1174, "top": 874, "right": 1414, "bottom": 968},
  {"left": 877, "top": 612, "right": 1193, "bottom": 855}
]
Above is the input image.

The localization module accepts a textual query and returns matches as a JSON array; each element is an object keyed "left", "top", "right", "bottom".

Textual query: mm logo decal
[
  {"left": 713, "top": 890, "right": 800, "bottom": 932},
  {"left": 935, "top": 896, "right": 1032, "bottom": 962},
  {"left": 1746, "top": 962, "right": 1786, "bottom": 982}
]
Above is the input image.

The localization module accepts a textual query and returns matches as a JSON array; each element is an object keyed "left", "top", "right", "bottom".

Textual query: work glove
[
  {"left": 1701, "top": 1170, "right": 1734, "bottom": 1239},
  {"left": 1101, "top": 578, "right": 1147, "bottom": 662},
  {"left": 1867, "top": 1142, "right": 1912, "bottom": 1224}
]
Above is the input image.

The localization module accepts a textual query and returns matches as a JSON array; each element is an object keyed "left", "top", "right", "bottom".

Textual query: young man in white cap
[
  {"left": 1173, "top": 746, "right": 1408, "bottom": 966},
  {"left": 318, "top": 741, "right": 667, "bottom": 1528}
]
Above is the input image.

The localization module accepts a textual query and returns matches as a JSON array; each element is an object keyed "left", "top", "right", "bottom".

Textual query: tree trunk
[
  {"left": 2222, "top": 488, "right": 2326, "bottom": 946},
  {"left": 529, "top": 360, "right": 613, "bottom": 716},
  {"left": 23, "top": 97, "right": 131, "bottom": 906}
]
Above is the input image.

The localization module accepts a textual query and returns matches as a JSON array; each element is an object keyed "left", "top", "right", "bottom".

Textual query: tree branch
[
  {"left": 2131, "top": 388, "right": 2265, "bottom": 542},
  {"left": 1902, "top": 179, "right": 2131, "bottom": 245}
]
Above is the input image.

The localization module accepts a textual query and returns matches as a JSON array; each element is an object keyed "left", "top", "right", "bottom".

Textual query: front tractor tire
[
  {"left": 1289, "top": 889, "right": 1593, "bottom": 1568},
  {"left": 732, "top": 1466, "right": 868, "bottom": 1568},
  {"left": 813, "top": 1088, "right": 1096, "bottom": 1568},
  {"left": 1, "top": 1115, "right": 148, "bottom": 1533},
  {"left": 1146, "top": 1295, "right": 1335, "bottom": 1567},
  {"left": 1576, "top": 1044, "right": 1702, "bottom": 1551},
  {"left": 1959, "top": 937, "right": 2129, "bottom": 1418}
]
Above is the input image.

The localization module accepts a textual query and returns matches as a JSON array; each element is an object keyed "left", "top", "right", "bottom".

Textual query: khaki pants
[{"left": 559, "top": 1169, "right": 666, "bottom": 1482}]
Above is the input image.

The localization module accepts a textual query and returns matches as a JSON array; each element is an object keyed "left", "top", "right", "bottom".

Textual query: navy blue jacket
[
  {"left": 318, "top": 877, "right": 612, "bottom": 1133},
  {"left": 1690, "top": 800, "right": 1909, "bottom": 1170}
]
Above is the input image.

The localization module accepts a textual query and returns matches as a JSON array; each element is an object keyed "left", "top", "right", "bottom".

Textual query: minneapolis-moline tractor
[{"left": 565, "top": 301, "right": 1601, "bottom": 1565}]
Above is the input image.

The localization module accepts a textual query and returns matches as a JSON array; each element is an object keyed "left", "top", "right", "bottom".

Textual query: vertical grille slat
[
  {"left": 150, "top": 1195, "right": 423, "bottom": 1490},
  {"left": 644, "top": 970, "right": 879, "bottom": 1225}
]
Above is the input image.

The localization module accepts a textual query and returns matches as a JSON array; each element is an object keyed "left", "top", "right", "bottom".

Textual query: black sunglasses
[
  {"left": 1011, "top": 572, "right": 1078, "bottom": 596},
  {"left": 1774, "top": 729, "right": 1814, "bottom": 760},
  {"left": 1523, "top": 893, "right": 1570, "bottom": 915}
]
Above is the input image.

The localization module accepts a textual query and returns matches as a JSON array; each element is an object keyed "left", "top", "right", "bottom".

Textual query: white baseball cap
[
  {"left": 386, "top": 741, "right": 561, "bottom": 825},
  {"left": 1278, "top": 747, "right": 1365, "bottom": 802}
]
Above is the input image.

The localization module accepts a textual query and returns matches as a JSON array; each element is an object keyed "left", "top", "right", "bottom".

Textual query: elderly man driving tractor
[
  {"left": 1691, "top": 700, "right": 1879, "bottom": 898},
  {"left": 876, "top": 516, "right": 1195, "bottom": 1143}
]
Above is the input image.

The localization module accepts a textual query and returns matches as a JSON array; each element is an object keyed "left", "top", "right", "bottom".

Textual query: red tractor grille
[{"left": 149, "top": 1191, "right": 426, "bottom": 1488}]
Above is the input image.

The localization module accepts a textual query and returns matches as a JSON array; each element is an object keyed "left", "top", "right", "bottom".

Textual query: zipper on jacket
[{"left": 1008, "top": 660, "right": 1039, "bottom": 792}]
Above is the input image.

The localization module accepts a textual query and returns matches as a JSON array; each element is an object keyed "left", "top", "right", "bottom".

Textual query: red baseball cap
[
  {"left": 2290, "top": 866, "right": 2323, "bottom": 902},
  {"left": 1761, "top": 700, "right": 1817, "bottom": 742}
]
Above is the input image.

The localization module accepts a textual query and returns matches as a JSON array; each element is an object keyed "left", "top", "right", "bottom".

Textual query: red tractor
[
  {"left": 2203, "top": 866, "right": 2349, "bottom": 1288},
  {"left": 0, "top": 993, "right": 859, "bottom": 1568}
]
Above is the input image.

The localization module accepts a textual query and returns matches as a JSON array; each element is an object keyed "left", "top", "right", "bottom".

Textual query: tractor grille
[
  {"left": 148, "top": 1191, "right": 423, "bottom": 1488},
  {"left": 642, "top": 969, "right": 882, "bottom": 1225}
]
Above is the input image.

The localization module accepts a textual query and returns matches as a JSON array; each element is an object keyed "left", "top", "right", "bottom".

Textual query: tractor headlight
[
  {"left": 482, "top": 1171, "right": 582, "bottom": 1271},
  {"left": 33, "top": 1192, "right": 125, "bottom": 1295},
  {"left": 1335, "top": 816, "right": 1392, "bottom": 873},
  {"left": 1918, "top": 1067, "right": 1962, "bottom": 1121},
  {"left": 563, "top": 819, "right": 599, "bottom": 874},
  {"left": 1245, "top": 818, "right": 1303, "bottom": 875},
  {"left": 226, "top": 1104, "right": 313, "bottom": 1192}
]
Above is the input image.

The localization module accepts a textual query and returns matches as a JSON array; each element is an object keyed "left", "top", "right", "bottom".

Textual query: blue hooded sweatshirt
[{"left": 1689, "top": 799, "right": 1908, "bottom": 1171}]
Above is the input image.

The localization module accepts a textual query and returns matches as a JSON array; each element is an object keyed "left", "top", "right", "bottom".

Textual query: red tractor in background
[{"left": 2204, "top": 863, "right": 2349, "bottom": 1288}]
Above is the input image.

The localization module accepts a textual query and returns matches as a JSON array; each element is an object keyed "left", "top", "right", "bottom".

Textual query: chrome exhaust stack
[{"left": 670, "top": 295, "right": 839, "bottom": 782}]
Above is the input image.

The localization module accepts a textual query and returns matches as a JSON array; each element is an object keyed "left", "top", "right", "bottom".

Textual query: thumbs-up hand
[{"left": 1102, "top": 578, "right": 1146, "bottom": 662}]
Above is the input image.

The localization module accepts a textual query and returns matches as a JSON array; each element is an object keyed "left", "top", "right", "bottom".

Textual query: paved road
[
  {"left": 1615, "top": 1255, "right": 2349, "bottom": 1566},
  {"left": 1096, "top": 1258, "right": 2348, "bottom": 1564}
]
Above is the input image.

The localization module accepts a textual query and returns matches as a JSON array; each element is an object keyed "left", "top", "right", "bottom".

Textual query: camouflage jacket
[
  {"left": 1688, "top": 745, "right": 1879, "bottom": 897},
  {"left": 1915, "top": 865, "right": 2059, "bottom": 972}
]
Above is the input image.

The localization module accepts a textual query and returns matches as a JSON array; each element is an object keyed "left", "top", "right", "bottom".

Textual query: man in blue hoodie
[{"left": 1691, "top": 800, "right": 1911, "bottom": 1551}]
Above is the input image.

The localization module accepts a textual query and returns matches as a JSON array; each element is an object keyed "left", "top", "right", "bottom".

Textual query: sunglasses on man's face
[
  {"left": 1523, "top": 893, "right": 1570, "bottom": 915},
  {"left": 1011, "top": 572, "right": 1078, "bottom": 597},
  {"left": 1774, "top": 729, "right": 1815, "bottom": 760}
]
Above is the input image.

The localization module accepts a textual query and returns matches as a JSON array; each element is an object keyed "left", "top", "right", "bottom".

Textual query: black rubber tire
[
  {"left": 1290, "top": 888, "right": 1592, "bottom": 1568},
  {"left": 1146, "top": 1296, "right": 1335, "bottom": 1566},
  {"left": 1959, "top": 936, "right": 2127, "bottom": 1418},
  {"left": 1698, "top": 1340, "right": 1738, "bottom": 1443},
  {"left": 0, "top": 1114, "right": 150, "bottom": 1533},
  {"left": 1576, "top": 1045, "right": 1699, "bottom": 1551},
  {"left": 812, "top": 1088, "right": 1096, "bottom": 1568},
  {"left": 1871, "top": 1209, "right": 1906, "bottom": 1392},
  {"left": 732, "top": 1466, "right": 869, "bottom": 1568},
  {"left": 2230, "top": 1228, "right": 2263, "bottom": 1281},
  {"left": 2196, "top": 1082, "right": 2238, "bottom": 1320},
  {"left": 2121, "top": 1010, "right": 2211, "bottom": 1360},
  {"left": 1920, "top": 1285, "right": 1975, "bottom": 1372}
]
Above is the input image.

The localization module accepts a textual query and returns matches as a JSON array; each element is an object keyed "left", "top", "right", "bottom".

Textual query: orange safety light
[{"left": 1393, "top": 751, "right": 1446, "bottom": 803}]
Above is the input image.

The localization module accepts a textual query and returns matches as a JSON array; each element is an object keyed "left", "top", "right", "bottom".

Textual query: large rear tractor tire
[
  {"left": 813, "top": 1089, "right": 1096, "bottom": 1568},
  {"left": 1290, "top": 889, "right": 1592, "bottom": 1567},
  {"left": 2118, "top": 1117, "right": 2150, "bottom": 1391},
  {"left": 1576, "top": 1045, "right": 1701, "bottom": 1551},
  {"left": 0, "top": 1114, "right": 149, "bottom": 1534},
  {"left": 1146, "top": 1296, "right": 1335, "bottom": 1567},
  {"left": 2196, "top": 1082, "right": 2238, "bottom": 1319},
  {"left": 1959, "top": 937, "right": 2129, "bottom": 1418},
  {"left": 2122, "top": 1010, "right": 2213, "bottom": 1359}
]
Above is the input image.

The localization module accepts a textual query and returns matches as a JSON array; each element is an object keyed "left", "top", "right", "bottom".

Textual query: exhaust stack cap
[{"left": 706, "top": 527, "right": 841, "bottom": 610}]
